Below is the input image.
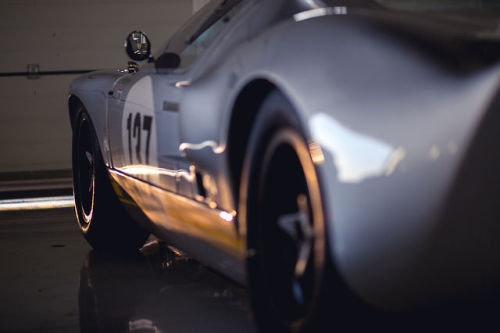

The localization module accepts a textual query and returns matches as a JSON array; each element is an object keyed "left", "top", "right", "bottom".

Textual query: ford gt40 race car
[{"left": 69, "top": 0, "right": 500, "bottom": 331}]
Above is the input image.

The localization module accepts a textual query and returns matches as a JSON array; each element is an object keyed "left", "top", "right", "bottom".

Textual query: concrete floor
[
  {"left": 2, "top": 205, "right": 500, "bottom": 333},
  {"left": 0, "top": 208, "right": 256, "bottom": 333}
]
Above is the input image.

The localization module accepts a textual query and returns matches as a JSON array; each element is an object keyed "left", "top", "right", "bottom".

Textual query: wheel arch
[
  {"left": 68, "top": 94, "right": 84, "bottom": 129},
  {"left": 226, "top": 79, "right": 277, "bottom": 207},
  {"left": 68, "top": 92, "right": 112, "bottom": 168}
]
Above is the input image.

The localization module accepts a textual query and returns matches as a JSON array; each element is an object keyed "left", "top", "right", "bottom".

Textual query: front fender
[{"left": 68, "top": 70, "right": 126, "bottom": 167}]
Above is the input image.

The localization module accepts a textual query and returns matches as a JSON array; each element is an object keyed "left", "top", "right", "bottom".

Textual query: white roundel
[{"left": 121, "top": 76, "right": 158, "bottom": 168}]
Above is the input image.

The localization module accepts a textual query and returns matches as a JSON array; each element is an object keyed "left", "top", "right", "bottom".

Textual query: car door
[{"left": 107, "top": 0, "right": 245, "bottom": 198}]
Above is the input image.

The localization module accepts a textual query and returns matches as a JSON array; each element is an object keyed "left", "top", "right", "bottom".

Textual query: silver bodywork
[{"left": 69, "top": 0, "right": 500, "bottom": 310}]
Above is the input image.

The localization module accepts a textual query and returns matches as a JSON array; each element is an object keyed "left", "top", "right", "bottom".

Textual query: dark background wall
[{"left": 0, "top": 0, "right": 197, "bottom": 173}]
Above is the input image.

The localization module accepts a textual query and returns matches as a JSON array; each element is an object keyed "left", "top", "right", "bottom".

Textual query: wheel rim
[
  {"left": 76, "top": 116, "right": 95, "bottom": 227},
  {"left": 255, "top": 129, "right": 325, "bottom": 328}
]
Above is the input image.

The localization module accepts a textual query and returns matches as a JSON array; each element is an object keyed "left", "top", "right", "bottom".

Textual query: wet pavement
[
  {"left": 0, "top": 208, "right": 256, "bottom": 333},
  {"left": 2, "top": 202, "right": 500, "bottom": 333}
]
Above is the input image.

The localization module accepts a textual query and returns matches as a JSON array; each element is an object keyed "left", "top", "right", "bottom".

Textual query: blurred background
[{"left": 0, "top": 0, "right": 209, "bottom": 189}]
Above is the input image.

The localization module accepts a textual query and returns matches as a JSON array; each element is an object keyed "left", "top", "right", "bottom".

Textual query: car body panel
[
  {"left": 178, "top": 8, "right": 500, "bottom": 308},
  {"left": 108, "top": 169, "right": 246, "bottom": 283},
  {"left": 107, "top": 66, "right": 191, "bottom": 195},
  {"left": 69, "top": 0, "right": 500, "bottom": 309},
  {"left": 69, "top": 70, "right": 126, "bottom": 167}
]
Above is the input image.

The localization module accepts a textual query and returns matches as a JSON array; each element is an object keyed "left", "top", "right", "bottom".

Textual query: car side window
[
  {"left": 178, "top": 9, "right": 232, "bottom": 68},
  {"left": 164, "top": 0, "right": 245, "bottom": 69}
]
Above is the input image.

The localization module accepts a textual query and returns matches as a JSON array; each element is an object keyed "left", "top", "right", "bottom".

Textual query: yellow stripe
[{"left": 119, "top": 198, "right": 138, "bottom": 207}]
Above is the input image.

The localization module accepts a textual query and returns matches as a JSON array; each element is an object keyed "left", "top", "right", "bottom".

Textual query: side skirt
[{"left": 108, "top": 168, "right": 246, "bottom": 285}]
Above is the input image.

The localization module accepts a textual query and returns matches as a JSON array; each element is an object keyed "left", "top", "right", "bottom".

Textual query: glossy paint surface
[
  {"left": 109, "top": 169, "right": 246, "bottom": 284},
  {"left": 69, "top": 0, "right": 500, "bottom": 309}
]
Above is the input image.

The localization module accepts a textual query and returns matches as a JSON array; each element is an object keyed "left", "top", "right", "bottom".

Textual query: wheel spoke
[
  {"left": 293, "top": 280, "right": 305, "bottom": 305},
  {"left": 295, "top": 194, "right": 314, "bottom": 278},
  {"left": 277, "top": 194, "right": 314, "bottom": 279},
  {"left": 83, "top": 150, "right": 94, "bottom": 193},
  {"left": 277, "top": 212, "right": 301, "bottom": 241},
  {"left": 85, "top": 151, "right": 93, "bottom": 166}
]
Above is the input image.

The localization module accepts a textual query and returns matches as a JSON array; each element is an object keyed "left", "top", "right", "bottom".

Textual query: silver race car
[{"left": 68, "top": 0, "right": 500, "bottom": 331}]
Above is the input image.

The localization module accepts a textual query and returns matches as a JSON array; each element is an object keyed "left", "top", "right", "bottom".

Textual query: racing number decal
[
  {"left": 142, "top": 115, "right": 153, "bottom": 163},
  {"left": 120, "top": 76, "right": 158, "bottom": 169},
  {"left": 126, "top": 113, "right": 153, "bottom": 165}
]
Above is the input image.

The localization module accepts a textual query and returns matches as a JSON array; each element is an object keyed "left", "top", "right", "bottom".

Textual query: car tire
[
  {"left": 72, "top": 108, "right": 149, "bottom": 253},
  {"left": 240, "top": 90, "right": 331, "bottom": 332}
]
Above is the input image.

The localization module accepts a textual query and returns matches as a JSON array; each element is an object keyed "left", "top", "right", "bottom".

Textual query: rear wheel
[
  {"left": 241, "top": 91, "right": 328, "bottom": 332},
  {"left": 72, "top": 108, "right": 149, "bottom": 253}
]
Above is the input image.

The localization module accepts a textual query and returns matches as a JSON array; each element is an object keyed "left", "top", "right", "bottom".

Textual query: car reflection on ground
[
  {"left": 79, "top": 241, "right": 256, "bottom": 333},
  {"left": 78, "top": 240, "right": 500, "bottom": 333}
]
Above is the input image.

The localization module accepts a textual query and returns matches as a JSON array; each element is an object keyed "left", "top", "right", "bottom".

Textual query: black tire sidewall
[
  {"left": 72, "top": 108, "right": 148, "bottom": 253},
  {"left": 241, "top": 90, "right": 326, "bottom": 332}
]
